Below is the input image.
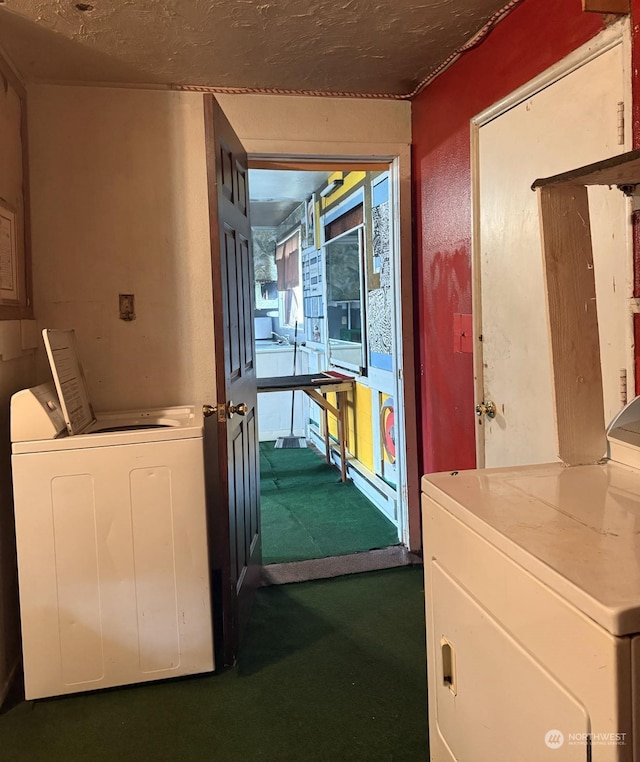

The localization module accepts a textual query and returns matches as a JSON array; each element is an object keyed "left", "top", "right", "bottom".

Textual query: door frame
[
  {"left": 247, "top": 152, "right": 419, "bottom": 551},
  {"left": 470, "top": 18, "right": 631, "bottom": 468}
]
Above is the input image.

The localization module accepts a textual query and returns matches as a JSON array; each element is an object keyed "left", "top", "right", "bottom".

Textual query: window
[{"left": 276, "top": 230, "right": 303, "bottom": 327}]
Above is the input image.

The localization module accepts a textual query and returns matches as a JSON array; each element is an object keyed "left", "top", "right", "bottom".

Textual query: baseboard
[{"left": 260, "top": 546, "right": 421, "bottom": 586}]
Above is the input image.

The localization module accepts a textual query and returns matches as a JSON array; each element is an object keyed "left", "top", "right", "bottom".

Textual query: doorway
[
  {"left": 472, "top": 24, "right": 632, "bottom": 469},
  {"left": 249, "top": 163, "right": 408, "bottom": 569}
]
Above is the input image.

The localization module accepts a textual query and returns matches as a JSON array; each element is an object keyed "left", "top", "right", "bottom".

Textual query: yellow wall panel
[
  {"left": 325, "top": 381, "right": 373, "bottom": 471},
  {"left": 321, "top": 170, "right": 366, "bottom": 210},
  {"left": 353, "top": 383, "right": 374, "bottom": 470},
  {"left": 327, "top": 391, "right": 338, "bottom": 439}
]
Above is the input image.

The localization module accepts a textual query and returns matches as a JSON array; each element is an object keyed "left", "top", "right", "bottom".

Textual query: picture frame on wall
[{"left": 0, "top": 61, "right": 33, "bottom": 320}]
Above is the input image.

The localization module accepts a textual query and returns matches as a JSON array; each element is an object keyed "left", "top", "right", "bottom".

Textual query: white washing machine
[
  {"left": 422, "top": 397, "right": 640, "bottom": 761},
  {"left": 11, "top": 329, "right": 214, "bottom": 700}
]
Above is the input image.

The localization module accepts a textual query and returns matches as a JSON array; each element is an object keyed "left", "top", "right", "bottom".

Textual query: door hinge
[{"left": 618, "top": 101, "right": 625, "bottom": 145}]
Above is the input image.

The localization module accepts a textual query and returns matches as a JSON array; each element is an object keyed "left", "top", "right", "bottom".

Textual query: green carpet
[
  {"left": 260, "top": 442, "right": 399, "bottom": 564},
  {"left": 0, "top": 567, "right": 428, "bottom": 761}
]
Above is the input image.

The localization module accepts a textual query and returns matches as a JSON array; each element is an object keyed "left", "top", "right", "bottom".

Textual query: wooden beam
[
  {"left": 582, "top": 0, "right": 630, "bottom": 13},
  {"left": 532, "top": 149, "right": 640, "bottom": 189},
  {"left": 537, "top": 184, "right": 606, "bottom": 465}
]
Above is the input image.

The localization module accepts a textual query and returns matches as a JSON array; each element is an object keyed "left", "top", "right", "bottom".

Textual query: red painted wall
[{"left": 412, "top": 0, "right": 615, "bottom": 476}]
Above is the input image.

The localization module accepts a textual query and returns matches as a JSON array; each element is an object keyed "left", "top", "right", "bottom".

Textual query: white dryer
[
  {"left": 11, "top": 329, "right": 214, "bottom": 700},
  {"left": 422, "top": 396, "right": 640, "bottom": 761}
]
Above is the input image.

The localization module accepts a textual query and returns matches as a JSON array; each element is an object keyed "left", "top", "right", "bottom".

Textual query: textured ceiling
[{"left": 0, "top": 0, "right": 517, "bottom": 96}]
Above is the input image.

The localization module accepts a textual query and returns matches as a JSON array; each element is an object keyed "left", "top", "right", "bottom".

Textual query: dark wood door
[{"left": 203, "top": 96, "right": 261, "bottom": 666}]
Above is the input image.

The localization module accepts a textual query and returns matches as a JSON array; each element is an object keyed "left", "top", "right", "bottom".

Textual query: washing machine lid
[{"left": 42, "top": 328, "right": 96, "bottom": 435}]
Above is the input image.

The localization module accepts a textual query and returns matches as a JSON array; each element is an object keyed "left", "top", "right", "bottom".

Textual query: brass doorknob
[
  {"left": 475, "top": 400, "right": 497, "bottom": 419},
  {"left": 228, "top": 401, "right": 248, "bottom": 417},
  {"left": 202, "top": 404, "right": 218, "bottom": 418},
  {"left": 203, "top": 402, "right": 248, "bottom": 419}
]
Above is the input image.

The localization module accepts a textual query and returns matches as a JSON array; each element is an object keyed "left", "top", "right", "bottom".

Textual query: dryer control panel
[{"left": 607, "top": 395, "right": 640, "bottom": 468}]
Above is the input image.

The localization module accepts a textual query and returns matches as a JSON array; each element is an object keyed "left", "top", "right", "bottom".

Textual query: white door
[{"left": 475, "top": 37, "right": 632, "bottom": 468}]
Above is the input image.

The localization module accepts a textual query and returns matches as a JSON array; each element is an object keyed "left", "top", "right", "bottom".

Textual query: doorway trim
[
  {"left": 247, "top": 151, "right": 418, "bottom": 550},
  {"left": 469, "top": 18, "right": 630, "bottom": 467}
]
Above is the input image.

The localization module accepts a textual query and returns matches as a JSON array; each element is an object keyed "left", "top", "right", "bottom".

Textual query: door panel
[
  {"left": 240, "top": 235, "right": 253, "bottom": 368},
  {"left": 476, "top": 43, "right": 631, "bottom": 468},
  {"left": 203, "top": 96, "right": 261, "bottom": 666}
]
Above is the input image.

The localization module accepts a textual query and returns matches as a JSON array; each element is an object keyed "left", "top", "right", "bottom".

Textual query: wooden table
[{"left": 256, "top": 372, "right": 354, "bottom": 482}]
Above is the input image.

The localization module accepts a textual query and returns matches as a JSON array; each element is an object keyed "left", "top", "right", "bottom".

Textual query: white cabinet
[{"left": 255, "top": 345, "right": 306, "bottom": 441}]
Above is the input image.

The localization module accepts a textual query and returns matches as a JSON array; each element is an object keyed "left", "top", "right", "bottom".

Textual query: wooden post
[
  {"left": 537, "top": 184, "right": 606, "bottom": 465},
  {"left": 582, "top": 0, "right": 630, "bottom": 13}
]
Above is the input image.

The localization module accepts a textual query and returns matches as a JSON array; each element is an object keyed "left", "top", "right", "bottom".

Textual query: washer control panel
[{"left": 11, "top": 383, "right": 67, "bottom": 442}]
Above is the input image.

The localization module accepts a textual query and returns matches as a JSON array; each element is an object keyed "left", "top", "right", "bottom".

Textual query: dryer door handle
[{"left": 441, "top": 637, "right": 457, "bottom": 695}]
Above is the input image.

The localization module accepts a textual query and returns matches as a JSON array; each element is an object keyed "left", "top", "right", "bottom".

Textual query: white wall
[
  {"left": 27, "top": 85, "right": 216, "bottom": 411},
  {"left": 0, "top": 68, "right": 37, "bottom": 704},
  {"left": 27, "top": 88, "right": 411, "bottom": 415},
  {"left": 215, "top": 93, "right": 411, "bottom": 155}
]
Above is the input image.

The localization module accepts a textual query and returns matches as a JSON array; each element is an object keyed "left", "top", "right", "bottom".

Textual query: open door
[{"left": 203, "top": 96, "right": 261, "bottom": 666}]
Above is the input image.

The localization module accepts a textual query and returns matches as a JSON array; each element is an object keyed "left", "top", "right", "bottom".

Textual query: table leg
[
  {"left": 338, "top": 391, "right": 347, "bottom": 483},
  {"left": 322, "top": 406, "right": 330, "bottom": 465}
]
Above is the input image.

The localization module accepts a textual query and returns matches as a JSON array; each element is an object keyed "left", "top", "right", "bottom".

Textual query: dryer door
[{"left": 430, "top": 562, "right": 588, "bottom": 761}]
